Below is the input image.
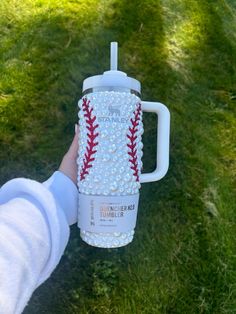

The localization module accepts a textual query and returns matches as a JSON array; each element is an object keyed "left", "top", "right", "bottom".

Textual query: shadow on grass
[
  {"left": 152, "top": 2, "right": 236, "bottom": 313},
  {"left": 192, "top": 0, "right": 235, "bottom": 307}
]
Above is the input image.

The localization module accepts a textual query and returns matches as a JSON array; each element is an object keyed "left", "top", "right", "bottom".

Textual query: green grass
[{"left": 1, "top": 0, "right": 236, "bottom": 313}]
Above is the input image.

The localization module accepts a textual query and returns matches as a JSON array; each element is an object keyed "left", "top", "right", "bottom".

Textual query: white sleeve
[{"left": 0, "top": 171, "right": 78, "bottom": 314}]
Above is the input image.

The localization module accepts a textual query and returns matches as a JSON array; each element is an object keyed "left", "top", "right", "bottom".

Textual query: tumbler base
[{"left": 80, "top": 230, "right": 135, "bottom": 248}]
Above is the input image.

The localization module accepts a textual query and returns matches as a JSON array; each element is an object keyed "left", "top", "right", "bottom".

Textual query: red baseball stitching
[
  {"left": 80, "top": 98, "right": 99, "bottom": 181},
  {"left": 127, "top": 103, "right": 142, "bottom": 182}
]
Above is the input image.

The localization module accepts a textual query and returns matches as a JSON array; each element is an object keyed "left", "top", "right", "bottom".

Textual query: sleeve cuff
[
  {"left": 0, "top": 178, "right": 70, "bottom": 287},
  {"left": 43, "top": 171, "right": 79, "bottom": 225}
]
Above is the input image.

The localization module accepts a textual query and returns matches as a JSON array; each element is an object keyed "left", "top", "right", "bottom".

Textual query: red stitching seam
[
  {"left": 80, "top": 98, "right": 99, "bottom": 181},
  {"left": 127, "top": 103, "right": 142, "bottom": 182}
]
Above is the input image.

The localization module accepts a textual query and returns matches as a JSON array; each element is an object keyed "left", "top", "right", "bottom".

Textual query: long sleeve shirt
[{"left": 0, "top": 171, "right": 78, "bottom": 314}]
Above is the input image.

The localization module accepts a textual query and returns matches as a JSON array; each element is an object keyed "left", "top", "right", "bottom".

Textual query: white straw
[{"left": 110, "top": 42, "right": 118, "bottom": 70}]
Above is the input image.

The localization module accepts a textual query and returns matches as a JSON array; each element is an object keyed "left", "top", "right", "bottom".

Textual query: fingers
[
  {"left": 58, "top": 124, "right": 79, "bottom": 185},
  {"left": 66, "top": 124, "right": 79, "bottom": 160}
]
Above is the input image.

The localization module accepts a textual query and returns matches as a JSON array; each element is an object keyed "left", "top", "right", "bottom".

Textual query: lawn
[{"left": 0, "top": 0, "right": 236, "bottom": 313}]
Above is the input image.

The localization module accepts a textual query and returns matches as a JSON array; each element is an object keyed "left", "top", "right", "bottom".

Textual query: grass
[{"left": 0, "top": 0, "right": 236, "bottom": 313}]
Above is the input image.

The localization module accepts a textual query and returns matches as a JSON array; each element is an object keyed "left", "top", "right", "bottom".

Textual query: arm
[{"left": 0, "top": 128, "right": 79, "bottom": 314}]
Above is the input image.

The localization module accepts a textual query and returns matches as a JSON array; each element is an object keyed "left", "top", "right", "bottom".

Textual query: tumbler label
[{"left": 78, "top": 194, "right": 139, "bottom": 233}]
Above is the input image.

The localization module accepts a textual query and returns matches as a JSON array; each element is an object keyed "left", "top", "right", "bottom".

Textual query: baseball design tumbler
[{"left": 77, "top": 42, "right": 170, "bottom": 248}]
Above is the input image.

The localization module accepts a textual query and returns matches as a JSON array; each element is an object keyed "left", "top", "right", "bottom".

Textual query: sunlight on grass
[{"left": 165, "top": 15, "right": 204, "bottom": 83}]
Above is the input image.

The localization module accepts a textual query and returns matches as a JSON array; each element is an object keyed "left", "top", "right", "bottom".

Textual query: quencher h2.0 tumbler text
[{"left": 77, "top": 42, "right": 170, "bottom": 248}]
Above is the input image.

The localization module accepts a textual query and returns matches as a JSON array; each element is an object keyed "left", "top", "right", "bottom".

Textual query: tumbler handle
[{"left": 140, "top": 101, "right": 170, "bottom": 183}]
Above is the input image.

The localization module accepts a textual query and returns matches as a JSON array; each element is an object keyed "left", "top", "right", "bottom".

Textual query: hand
[{"left": 59, "top": 125, "right": 79, "bottom": 185}]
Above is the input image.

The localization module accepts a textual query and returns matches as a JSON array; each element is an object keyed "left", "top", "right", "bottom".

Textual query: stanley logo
[
  {"left": 108, "top": 104, "right": 121, "bottom": 116},
  {"left": 98, "top": 104, "right": 129, "bottom": 123}
]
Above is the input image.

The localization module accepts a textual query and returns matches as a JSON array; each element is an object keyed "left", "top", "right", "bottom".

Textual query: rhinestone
[
  {"left": 139, "top": 142, "right": 144, "bottom": 149},
  {"left": 124, "top": 173, "right": 132, "bottom": 182},
  {"left": 110, "top": 182, "right": 118, "bottom": 191},
  {"left": 114, "top": 240, "right": 119, "bottom": 246},
  {"left": 108, "top": 144, "right": 117, "bottom": 153},
  {"left": 119, "top": 167, "right": 125, "bottom": 174},
  {"left": 101, "top": 130, "right": 108, "bottom": 138},
  {"left": 111, "top": 168, "right": 117, "bottom": 174},
  {"left": 102, "top": 154, "right": 110, "bottom": 162},
  {"left": 94, "top": 175, "right": 101, "bottom": 183},
  {"left": 110, "top": 135, "right": 116, "bottom": 142},
  {"left": 116, "top": 175, "right": 122, "bottom": 181}
]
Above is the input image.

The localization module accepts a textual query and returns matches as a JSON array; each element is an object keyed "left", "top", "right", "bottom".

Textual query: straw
[{"left": 110, "top": 42, "right": 118, "bottom": 70}]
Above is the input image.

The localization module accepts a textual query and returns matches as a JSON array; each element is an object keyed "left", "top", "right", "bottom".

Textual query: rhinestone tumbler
[{"left": 77, "top": 42, "right": 170, "bottom": 248}]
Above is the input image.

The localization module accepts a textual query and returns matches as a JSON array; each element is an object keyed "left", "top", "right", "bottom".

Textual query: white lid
[{"left": 82, "top": 42, "right": 141, "bottom": 93}]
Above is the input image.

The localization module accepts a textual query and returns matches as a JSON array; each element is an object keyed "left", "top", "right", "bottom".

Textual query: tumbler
[{"left": 77, "top": 42, "right": 170, "bottom": 248}]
